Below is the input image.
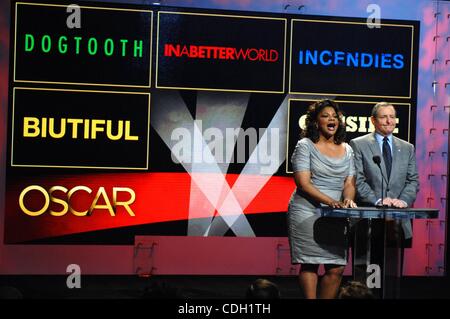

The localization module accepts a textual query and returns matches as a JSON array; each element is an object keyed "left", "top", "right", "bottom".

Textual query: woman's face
[{"left": 316, "top": 106, "right": 339, "bottom": 137}]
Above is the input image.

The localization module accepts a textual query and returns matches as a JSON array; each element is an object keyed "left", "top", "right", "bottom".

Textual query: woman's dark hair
[{"left": 300, "top": 99, "right": 346, "bottom": 144}]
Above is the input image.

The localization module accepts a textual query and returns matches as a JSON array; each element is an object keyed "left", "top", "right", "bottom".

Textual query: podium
[{"left": 317, "top": 207, "right": 439, "bottom": 299}]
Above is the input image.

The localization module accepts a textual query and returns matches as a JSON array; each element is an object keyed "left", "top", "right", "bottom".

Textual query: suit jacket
[{"left": 349, "top": 133, "right": 420, "bottom": 238}]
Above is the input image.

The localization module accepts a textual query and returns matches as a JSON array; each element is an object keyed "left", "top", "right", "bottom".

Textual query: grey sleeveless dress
[{"left": 287, "top": 138, "right": 355, "bottom": 265}]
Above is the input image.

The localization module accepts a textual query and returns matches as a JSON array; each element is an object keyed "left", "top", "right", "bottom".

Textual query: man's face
[{"left": 371, "top": 105, "right": 396, "bottom": 136}]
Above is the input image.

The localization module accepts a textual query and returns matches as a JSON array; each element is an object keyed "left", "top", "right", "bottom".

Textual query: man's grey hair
[{"left": 371, "top": 102, "right": 396, "bottom": 118}]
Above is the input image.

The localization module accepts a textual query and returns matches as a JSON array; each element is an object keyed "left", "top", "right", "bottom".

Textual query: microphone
[{"left": 372, "top": 156, "right": 389, "bottom": 208}]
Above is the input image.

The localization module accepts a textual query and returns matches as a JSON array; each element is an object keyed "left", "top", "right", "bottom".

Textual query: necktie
[{"left": 383, "top": 136, "right": 392, "bottom": 179}]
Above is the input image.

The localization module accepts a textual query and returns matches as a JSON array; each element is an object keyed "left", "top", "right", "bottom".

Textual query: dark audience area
[{"left": 0, "top": 275, "right": 449, "bottom": 299}]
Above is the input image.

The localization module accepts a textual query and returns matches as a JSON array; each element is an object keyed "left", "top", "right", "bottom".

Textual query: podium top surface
[{"left": 317, "top": 207, "right": 439, "bottom": 219}]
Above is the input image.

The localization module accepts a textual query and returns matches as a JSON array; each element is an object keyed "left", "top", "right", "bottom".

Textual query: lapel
[
  {"left": 390, "top": 136, "right": 401, "bottom": 183},
  {"left": 367, "top": 133, "right": 389, "bottom": 181}
]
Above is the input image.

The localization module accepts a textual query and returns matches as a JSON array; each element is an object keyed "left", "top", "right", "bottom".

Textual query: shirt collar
[{"left": 374, "top": 132, "right": 393, "bottom": 144}]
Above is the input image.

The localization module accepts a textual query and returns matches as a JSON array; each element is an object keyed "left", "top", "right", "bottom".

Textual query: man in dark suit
[{"left": 349, "top": 102, "right": 420, "bottom": 294}]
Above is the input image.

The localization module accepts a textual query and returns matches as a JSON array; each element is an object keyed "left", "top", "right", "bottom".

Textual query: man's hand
[
  {"left": 379, "top": 197, "right": 394, "bottom": 207},
  {"left": 391, "top": 198, "right": 408, "bottom": 208}
]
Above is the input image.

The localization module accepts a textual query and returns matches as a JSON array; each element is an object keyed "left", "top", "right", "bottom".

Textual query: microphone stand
[
  {"left": 373, "top": 156, "right": 389, "bottom": 209},
  {"left": 376, "top": 163, "right": 387, "bottom": 209}
]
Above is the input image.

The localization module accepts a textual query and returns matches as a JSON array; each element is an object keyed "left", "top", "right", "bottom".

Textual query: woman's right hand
[
  {"left": 328, "top": 200, "right": 343, "bottom": 208},
  {"left": 342, "top": 198, "right": 357, "bottom": 208}
]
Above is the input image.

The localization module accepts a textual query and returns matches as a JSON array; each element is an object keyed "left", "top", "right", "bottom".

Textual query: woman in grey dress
[{"left": 287, "top": 99, "right": 357, "bottom": 299}]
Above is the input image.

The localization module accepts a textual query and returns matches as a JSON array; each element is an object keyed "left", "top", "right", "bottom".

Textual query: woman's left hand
[{"left": 342, "top": 198, "right": 357, "bottom": 208}]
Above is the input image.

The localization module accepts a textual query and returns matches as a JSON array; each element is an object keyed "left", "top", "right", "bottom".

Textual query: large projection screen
[{"left": 3, "top": 0, "right": 427, "bottom": 276}]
